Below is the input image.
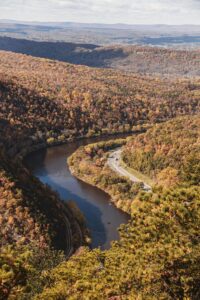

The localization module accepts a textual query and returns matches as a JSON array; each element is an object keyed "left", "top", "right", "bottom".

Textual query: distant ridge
[
  {"left": 0, "top": 20, "right": 200, "bottom": 48},
  {"left": 0, "top": 20, "right": 200, "bottom": 31},
  {"left": 0, "top": 36, "right": 199, "bottom": 77}
]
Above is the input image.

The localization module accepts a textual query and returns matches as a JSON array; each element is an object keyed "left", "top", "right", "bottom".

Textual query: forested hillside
[
  {"left": 122, "top": 116, "right": 200, "bottom": 187},
  {"left": 0, "top": 51, "right": 199, "bottom": 156},
  {"left": 36, "top": 186, "right": 200, "bottom": 300},
  {"left": 0, "top": 149, "right": 84, "bottom": 252},
  {"left": 109, "top": 46, "right": 200, "bottom": 76},
  {"left": 0, "top": 37, "right": 200, "bottom": 76},
  {"left": 0, "top": 51, "right": 199, "bottom": 299}
]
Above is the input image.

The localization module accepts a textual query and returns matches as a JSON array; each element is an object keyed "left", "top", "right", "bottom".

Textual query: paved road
[{"left": 107, "top": 149, "right": 152, "bottom": 191}]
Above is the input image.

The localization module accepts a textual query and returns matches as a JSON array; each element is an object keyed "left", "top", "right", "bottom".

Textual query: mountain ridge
[{"left": 0, "top": 37, "right": 200, "bottom": 77}]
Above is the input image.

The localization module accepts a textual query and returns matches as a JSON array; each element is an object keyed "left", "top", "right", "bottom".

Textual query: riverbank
[
  {"left": 26, "top": 141, "right": 129, "bottom": 249},
  {"left": 18, "top": 125, "right": 149, "bottom": 161},
  {"left": 68, "top": 138, "right": 150, "bottom": 214},
  {"left": 5, "top": 127, "right": 147, "bottom": 255}
]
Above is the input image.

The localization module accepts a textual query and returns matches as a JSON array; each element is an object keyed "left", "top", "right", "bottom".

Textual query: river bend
[{"left": 25, "top": 137, "right": 129, "bottom": 250}]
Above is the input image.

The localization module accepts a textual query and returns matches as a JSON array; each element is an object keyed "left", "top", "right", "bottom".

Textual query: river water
[{"left": 25, "top": 137, "right": 129, "bottom": 250}]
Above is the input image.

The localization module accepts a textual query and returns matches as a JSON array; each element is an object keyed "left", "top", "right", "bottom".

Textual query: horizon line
[{"left": 0, "top": 19, "right": 200, "bottom": 26}]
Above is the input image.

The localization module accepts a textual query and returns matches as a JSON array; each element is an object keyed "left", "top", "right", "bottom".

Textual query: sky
[{"left": 0, "top": 0, "right": 200, "bottom": 24}]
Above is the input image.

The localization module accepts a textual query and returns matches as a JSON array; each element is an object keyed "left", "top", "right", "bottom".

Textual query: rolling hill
[
  {"left": 0, "top": 20, "right": 200, "bottom": 48},
  {"left": 0, "top": 37, "right": 200, "bottom": 76}
]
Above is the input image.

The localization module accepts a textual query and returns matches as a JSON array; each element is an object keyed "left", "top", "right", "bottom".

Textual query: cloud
[{"left": 0, "top": 0, "right": 199, "bottom": 24}]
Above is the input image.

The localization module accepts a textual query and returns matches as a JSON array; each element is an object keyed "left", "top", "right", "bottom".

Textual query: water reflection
[{"left": 25, "top": 137, "right": 129, "bottom": 249}]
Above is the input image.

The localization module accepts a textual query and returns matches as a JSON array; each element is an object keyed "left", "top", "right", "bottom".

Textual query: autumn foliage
[
  {"left": 122, "top": 116, "right": 200, "bottom": 187},
  {"left": 0, "top": 50, "right": 199, "bottom": 299}
]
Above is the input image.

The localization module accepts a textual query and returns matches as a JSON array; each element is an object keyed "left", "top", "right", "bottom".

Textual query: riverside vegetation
[
  {"left": 122, "top": 116, "right": 200, "bottom": 188},
  {"left": 0, "top": 49, "right": 199, "bottom": 299},
  {"left": 39, "top": 116, "right": 200, "bottom": 299},
  {"left": 68, "top": 138, "right": 142, "bottom": 214}
]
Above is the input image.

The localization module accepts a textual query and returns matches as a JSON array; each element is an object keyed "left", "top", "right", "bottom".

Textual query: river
[{"left": 25, "top": 136, "right": 130, "bottom": 250}]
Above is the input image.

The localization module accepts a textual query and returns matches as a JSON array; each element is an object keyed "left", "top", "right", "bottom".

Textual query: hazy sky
[{"left": 0, "top": 0, "right": 200, "bottom": 24}]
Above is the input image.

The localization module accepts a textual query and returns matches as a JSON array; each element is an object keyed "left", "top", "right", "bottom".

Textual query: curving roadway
[{"left": 107, "top": 149, "right": 152, "bottom": 191}]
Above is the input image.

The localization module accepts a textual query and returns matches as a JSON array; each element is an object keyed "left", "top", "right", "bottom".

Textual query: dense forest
[
  {"left": 0, "top": 50, "right": 199, "bottom": 299},
  {"left": 122, "top": 116, "right": 200, "bottom": 187},
  {"left": 0, "top": 50, "right": 200, "bottom": 156},
  {"left": 35, "top": 186, "right": 200, "bottom": 300}
]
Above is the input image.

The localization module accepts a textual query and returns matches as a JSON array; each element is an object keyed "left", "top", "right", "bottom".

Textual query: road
[{"left": 107, "top": 149, "right": 152, "bottom": 191}]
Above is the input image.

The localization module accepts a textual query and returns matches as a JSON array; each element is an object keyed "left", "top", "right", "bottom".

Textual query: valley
[{"left": 0, "top": 38, "right": 199, "bottom": 299}]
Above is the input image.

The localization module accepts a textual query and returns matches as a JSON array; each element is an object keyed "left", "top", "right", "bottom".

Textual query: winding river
[{"left": 25, "top": 136, "right": 129, "bottom": 250}]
